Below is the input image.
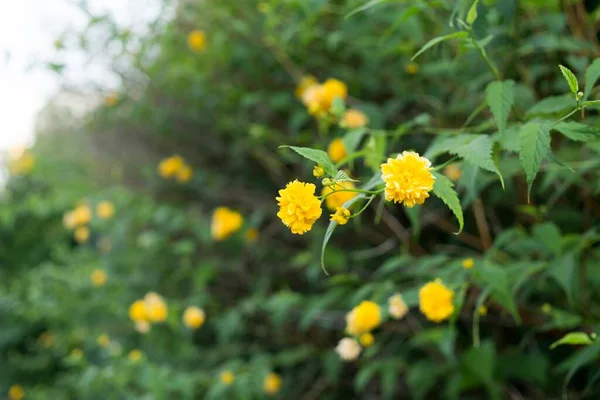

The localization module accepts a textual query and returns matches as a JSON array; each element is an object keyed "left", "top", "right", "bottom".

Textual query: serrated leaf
[
  {"left": 559, "top": 65, "right": 579, "bottom": 94},
  {"left": 282, "top": 146, "right": 337, "bottom": 177},
  {"left": 553, "top": 121, "right": 600, "bottom": 142},
  {"left": 518, "top": 121, "right": 551, "bottom": 198},
  {"left": 583, "top": 58, "right": 600, "bottom": 100},
  {"left": 478, "top": 263, "right": 521, "bottom": 324},
  {"left": 486, "top": 80, "right": 515, "bottom": 136},
  {"left": 343, "top": 128, "right": 366, "bottom": 153},
  {"left": 525, "top": 95, "right": 573, "bottom": 117},
  {"left": 432, "top": 173, "right": 464, "bottom": 233},
  {"left": 550, "top": 332, "right": 594, "bottom": 350},
  {"left": 345, "top": 0, "right": 391, "bottom": 18},
  {"left": 411, "top": 31, "right": 469, "bottom": 61}
]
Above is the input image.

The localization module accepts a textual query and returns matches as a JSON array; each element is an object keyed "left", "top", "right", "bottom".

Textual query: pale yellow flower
[
  {"left": 135, "top": 321, "right": 151, "bottom": 334},
  {"left": 335, "top": 338, "right": 361, "bottom": 361},
  {"left": 381, "top": 151, "right": 435, "bottom": 207},
  {"left": 211, "top": 207, "right": 244, "bottom": 241},
  {"left": 144, "top": 292, "right": 168, "bottom": 323},
  {"left": 276, "top": 181, "right": 322, "bottom": 235},
  {"left": 419, "top": 279, "right": 455, "bottom": 323},
  {"left": 443, "top": 164, "right": 462, "bottom": 182},
  {"left": 183, "top": 306, "right": 206, "bottom": 329},
  {"left": 341, "top": 109, "right": 369, "bottom": 129},
  {"left": 9, "top": 150, "right": 35, "bottom": 175},
  {"left": 388, "top": 293, "right": 408, "bottom": 320},
  {"left": 73, "top": 205, "right": 92, "bottom": 226},
  {"left": 74, "top": 226, "right": 90, "bottom": 243},
  {"left": 96, "top": 201, "right": 115, "bottom": 219},
  {"left": 91, "top": 269, "right": 107, "bottom": 287},
  {"left": 296, "top": 75, "right": 318, "bottom": 100},
  {"left": 346, "top": 301, "right": 382, "bottom": 335}
]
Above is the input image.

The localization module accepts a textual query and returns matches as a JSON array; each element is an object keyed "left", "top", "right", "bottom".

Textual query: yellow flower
[
  {"left": 74, "top": 226, "right": 90, "bottom": 243},
  {"left": 321, "top": 78, "right": 348, "bottom": 109},
  {"left": 341, "top": 109, "right": 369, "bottom": 129},
  {"left": 295, "top": 76, "right": 318, "bottom": 100},
  {"left": 96, "top": 201, "right": 115, "bottom": 219},
  {"left": 263, "top": 373, "right": 282, "bottom": 395},
  {"left": 313, "top": 165, "right": 325, "bottom": 178},
  {"left": 70, "top": 347, "right": 83, "bottom": 360},
  {"left": 478, "top": 305, "right": 488, "bottom": 316},
  {"left": 359, "top": 333, "right": 374, "bottom": 347},
  {"left": 183, "top": 306, "right": 206, "bottom": 329},
  {"left": 129, "top": 300, "right": 148, "bottom": 322},
  {"left": 462, "top": 258, "right": 474, "bottom": 269},
  {"left": 220, "top": 370, "right": 235, "bottom": 385},
  {"left": 322, "top": 180, "right": 357, "bottom": 211},
  {"left": 381, "top": 151, "right": 435, "bottom": 207},
  {"left": 443, "top": 164, "right": 462, "bottom": 182},
  {"left": 128, "top": 349, "right": 143, "bottom": 361},
  {"left": 187, "top": 30, "right": 206, "bottom": 52},
  {"left": 327, "top": 138, "right": 347, "bottom": 163},
  {"left": 135, "top": 321, "right": 151, "bottom": 334},
  {"left": 419, "top": 279, "right": 455, "bottom": 323},
  {"left": 63, "top": 211, "right": 77, "bottom": 229},
  {"left": 8, "top": 385, "right": 24, "bottom": 400},
  {"left": 91, "top": 269, "right": 107, "bottom": 287},
  {"left": 158, "top": 155, "right": 185, "bottom": 178},
  {"left": 97, "top": 334, "right": 110, "bottom": 347},
  {"left": 38, "top": 331, "right": 54, "bottom": 348},
  {"left": 245, "top": 228, "right": 259, "bottom": 243},
  {"left": 330, "top": 207, "right": 351, "bottom": 225},
  {"left": 406, "top": 62, "right": 419, "bottom": 75},
  {"left": 276, "top": 180, "right": 322, "bottom": 235},
  {"left": 388, "top": 293, "right": 409, "bottom": 320},
  {"left": 346, "top": 301, "right": 382, "bottom": 335},
  {"left": 175, "top": 164, "right": 193, "bottom": 183},
  {"left": 9, "top": 150, "right": 35, "bottom": 175},
  {"left": 304, "top": 78, "right": 347, "bottom": 116},
  {"left": 144, "top": 292, "right": 168, "bottom": 323},
  {"left": 105, "top": 94, "right": 118, "bottom": 107},
  {"left": 335, "top": 338, "right": 361, "bottom": 361},
  {"left": 211, "top": 207, "right": 244, "bottom": 241},
  {"left": 73, "top": 205, "right": 92, "bottom": 226}
]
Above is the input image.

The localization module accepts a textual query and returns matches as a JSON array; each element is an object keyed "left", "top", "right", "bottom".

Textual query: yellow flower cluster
[
  {"left": 183, "top": 306, "right": 206, "bottom": 329},
  {"left": 8, "top": 149, "right": 35, "bottom": 176},
  {"left": 419, "top": 279, "right": 455, "bottom": 323},
  {"left": 346, "top": 301, "right": 382, "bottom": 335},
  {"left": 63, "top": 204, "right": 93, "bottom": 243},
  {"left": 381, "top": 151, "right": 435, "bottom": 207},
  {"left": 157, "top": 155, "right": 193, "bottom": 183},
  {"left": 211, "top": 207, "right": 244, "bottom": 241},
  {"left": 187, "top": 30, "right": 206, "bottom": 52},
  {"left": 129, "top": 292, "right": 168, "bottom": 327},
  {"left": 297, "top": 77, "right": 348, "bottom": 117},
  {"left": 91, "top": 269, "right": 107, "bottom": 287},
  {"left": 276, "top": 180, "right": 323, "bottom": 235}
]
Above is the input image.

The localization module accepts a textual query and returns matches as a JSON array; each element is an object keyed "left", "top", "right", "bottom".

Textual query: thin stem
[
  {"left": 432, "top": 156, "right": 459, "bottom": 172},
  {"left": 472, "top": 38, "right": 501, "bottom": 80},
  {"left": 351, "top": 195, "right": 376, "bottom": 218},
  {"left": 552, "top": 107, "right": 580, "bottom": 125},
  {"left": 318, "top": 187, "right": 384, "bottom": 202}
]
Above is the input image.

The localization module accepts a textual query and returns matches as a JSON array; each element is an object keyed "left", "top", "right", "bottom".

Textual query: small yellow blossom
[
  {"left": 327, "top": 138, "right": 347, "bottom": 163},
  {"left": 70, "top": 347, "right": 83, "bottom": 360},
  {"left": 321, "top": 78, "right": 348, "bottom": 109},
  {"left": 244, "top": 228, "right": 259, "bottom": 243},
  {"left": 406, "top": 62, "right": 419, "bottom": 75},
  {"left": 322, "top": 180, "right": 357, "bottom": 211},
  {"left": 144, "top": 292, "right": 168, "bottom": 323},
  {"left": 129, "top": 300, "right": 148, "bottom": 322},
  {"left": 128, "top": 349, "right": 143, "bottom": 361},
  {"left": 91, "top": 269, "right": 107, "bottom": 287},
  {"left": 388, "top": 293, "right": 409, "bottom": 320},
  {"left": 346, "top": 301, "right": 382, "bottom": 335},
  {"left": 263, "top": 373, "right": 282, "bottom": 395},
  {"left": 220, "top": 370, "right": 235, "bottom": 385},
  {"left": 478, "top": 305, "right": 488, "bottom": 316},
  {"left": 9, "top": 150, "right": 35, "bottom": 175},
  {"left": 158, "top": 155, "right": 185, "bottom": 179},
  {"left": 304, "top": 78, "right": 348, "bottom": 116},
  {"left": 183, "top": 306, "right": 206, "bottom": 329},
  {"left": 73, "top": 205, "right": 92, "bottom": 226},
  {"left": 296, "top": 76, "right": 318, "bottom": 100},
  {"left": 97, "top": 334, "right": 110, "bottom": 347},
  {"left": 462, "top": 258, "right": 474, "bottom": 269},
  {"left": 419, "top": 279, "right": 455, "bottom": 323},
  {"left": 444, "top": 164, "right": 462, "bottom": 182},
  {"left": 38, "top": 331, "right": 54, "bottom": 348},
  {"left": 313, "top": 165, "right": 325, "bottom": 178},
  {"left": 63, "top": 211, "right": 77, "bottom": 229},
  {"left": 175, "top": 164, "right": 193, "bottom": 183},
  {"left": 276, "top": 180, "right": 322, "bottom": 235},
  {"left": 105, "top": 94, "right": 118, "bottom": 107},
  {"left": 330, "top": 207, "right": 351, "bottom": 225},
  {"left": 187, "top": 30, "right": 206, "bottom": 52},
  {"left": 74, "top": 226, "right": 90, "bottom": 243},
  {"left": 359, "top": 333, "right": 374, "bottom": 347},
  {"left": 381, "top": 151, "right": 435, "bottom": 207},
  {"left": 335, "top": 338, "right": 361, "bottom": 361},
  {"left": 341, "top": 109, "right": 369, "bottom": 129},
  {"left": 96, "top": 201, "right": 115, "bottom": 219},
  {"left": 8, "top": 385, "right": 24, "bottom": 400},
  {"left": 135, "top": 321, "right": 151, "bottom": 334},
  {"left": 211, "top": 207, "right": 244, "bottom": 241}
]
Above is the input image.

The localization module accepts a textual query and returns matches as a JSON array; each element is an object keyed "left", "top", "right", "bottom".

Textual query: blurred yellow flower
[
  {"left": 322, "top": 180, "right": 357, "bottom": 211},
  {"left": 144, "top": 292, "right": 168, "bottom": 323},
  {"left": 211, "top": 207, "right": 244, "bottom": 241},
  {"left": 38, "top": 331, "right": 54, "bottom": 348},
  {"left": 135, "top": 321, "right": 151, "bottom": 334},
  {"left": 187, "top": 30, "right": 206, "bottom": 52},
  {"left": 175, "top": 164, "right": 193, "bottom": 183},
  {"left": 129, "top": 300, "right": 148, "bottom": 322},
  {"left": 295, "top": 75, "right": 318, "bottom": 100},
  {"left": 341, "top": 109, "right": 369, "bottom": 129},
  {"left": 97, "top": 334, "right": 110, "bottom": 347},
  {"left": 9, "top": 150, "right": 35, "bottom": 175},
  {"left": 335, "top": 338, "right": 361, "bottom": 361},
  {"left": 321, "top": 78, "right": 348, "bottom": 109},
  {"left": 244, "top": 228, "right": 259, "bottom": 243},
  {"left": 263, "top": 373, "right": 282, "bottom": 395},
  {"left": 381, "top": 151, "right": 435, "bottom": 207},
  {"left": 312, "top": 165, "right": 325, "bottom": 178},
  {"left": 406, "top": 62, "right": 419, "bottom": 75},
  {"left": 105, "top": 94, "right": 118, "bottom": 107},
  {"left": 330, "top": 207, "right": 351, "bottom": 225},
  {"left": 220, "top": 370, "right": 235, "bottom": 385},
  {"left": 419, "top": 279, "right": 455, "bottom": 323},
  {"left": 74, "top": 226, "right": 90, "bottom": 243},
  {"left": 304, "top": 78, "right": 347, "bottom": 117},
  {"left": 346, "top": 301, "right": 382, "bottom": 335},
  {"left": 183, "top": 306, "right": 206, "bottom": 329},
  {"left": 359, "top": 332, "right": 374, "bottom": 347},
  {"left": 276, "top": 180, "right": 322, "bottom": 235},
  {"left": 96, "top": 201, "right": 115, "bottom": 219},
  {"left": 478, "top": 305, "right": 488, "bottom": 316},
  {"left": 462, "top": 258, "right": 474, "bottom": 269},
  {"left": 443, "top": 164, "right": 462, "bottom": 182},
  {"left": 63, "top": 211, "right": 77, "bottom": 229},
  {"left": 70, "top": 347, "right": 83, "bottom": 360},
  {"left": 8, "top": 384, "right": 24, "bottom": 400},
  {"left": 388, "top": 293, "right": 408, "bottom": 320},
  {"left": 73, "top": 205, "right": 92, "bottom": 226},
  {"left": 91, "top": 269, "right": 107, "bottom": 287},
  {"left": 128, "top": 349, "right": 143, "bottom": 361},
  {"left": 327, "top": 138, "right": 346, "bottom": 163},
  {"left": 158, "top": 155, "right": 185, "bottom": 179}
]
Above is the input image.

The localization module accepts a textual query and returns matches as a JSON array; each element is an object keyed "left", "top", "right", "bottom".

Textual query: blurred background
[{"left": 2, "top": 0, "right": 600, "bottom": 399}]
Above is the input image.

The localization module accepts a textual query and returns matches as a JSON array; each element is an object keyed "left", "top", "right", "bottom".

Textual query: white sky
[{"left": 0, "top": 0, "right": 163, "bottom": 152}]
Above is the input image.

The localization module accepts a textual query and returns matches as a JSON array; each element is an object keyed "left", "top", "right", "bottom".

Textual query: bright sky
[{"left": 0, "top": 0, "right": 163, "bottom": 152}]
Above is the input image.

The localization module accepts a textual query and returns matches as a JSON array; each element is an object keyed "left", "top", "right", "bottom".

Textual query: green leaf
[
  {"left": 466, "top": 0, "right": 479, "bottom": 25},
  {"left": 411, "top": 31, "right": 469, "bottom": 61},
  {"left": 282, "top": 146, "right": 337, "bottom": 177},
  {"left": 550, "top": 332, "right": 594, "bottom": 350},
  {"left": 549, "top": 253, "right": 576, "bottom": 305},
  {"left": 343, "top": 128, "right": 366, "bottom": 154},
  {"left": 532, "top": 222, "right": 562, "bottom": 256},
  {"left": 583, "top": 58, "right": 600, "bottom": 100},
  {"left": 432, "top": 173, "right": 464, "bottom": 233},
  {"left": 556, "top": 342, "right": 600, "bottom": 389},
  {"left": 462, "top": 341, "right": 495, "bottom": 385},
  {"left": 486, "top": 80, "right": 515, "bottom": 136},
  {"left": 345, "top": 0, "right": 391, "bottom": 19},
  {"left": 525, "top": 95, "right": 573, "bottom": 117},
  {"left": 334, "top": 170, "right": 360, "bottom": 183},
  {"left": 518, "top": 121, "right": 551, "bottom": 198},
  {"left": 478, "top": 263, "right": 521, "bottom": 324},
  {"left": 558, "top": 65, "right": 579, "bottom": 94},
  {"left": 553, "top": 121, "right": 600, "bottom": 142}
]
